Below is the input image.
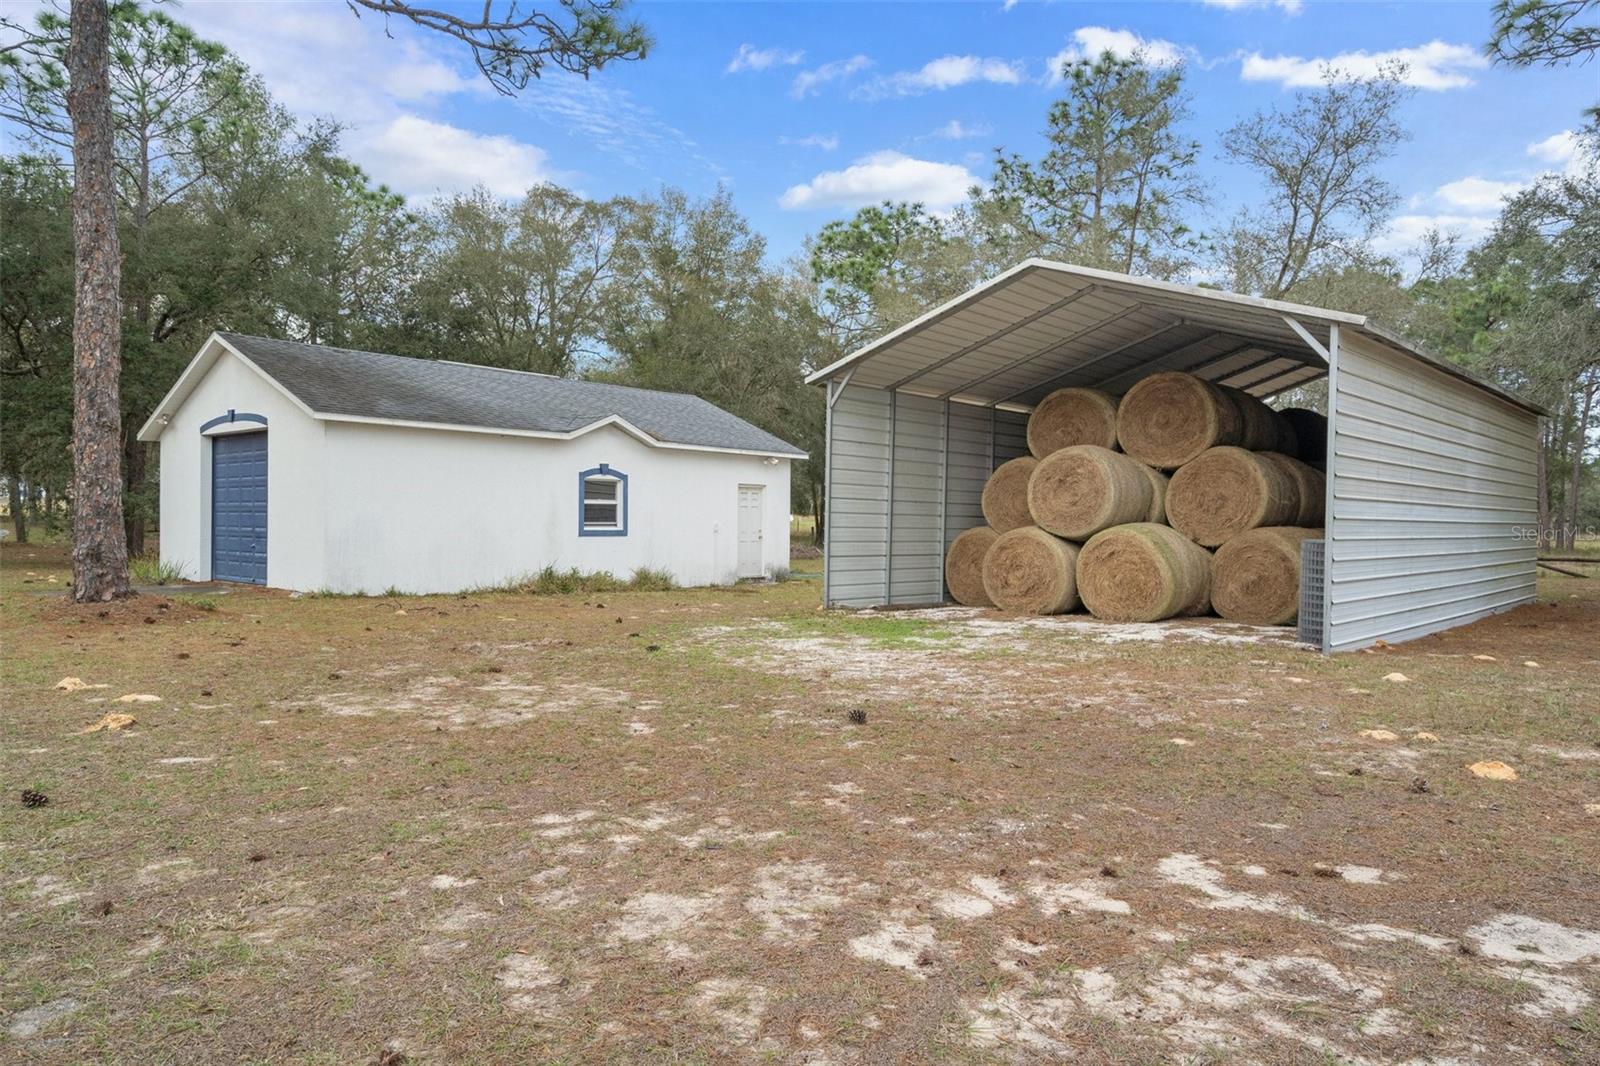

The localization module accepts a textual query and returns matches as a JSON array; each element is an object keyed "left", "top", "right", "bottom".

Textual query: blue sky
[{"left": 169, "top": 1, "right": 1594, "bottom": 269}]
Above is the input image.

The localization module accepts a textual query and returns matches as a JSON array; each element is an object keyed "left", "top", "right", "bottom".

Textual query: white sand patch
[
  {"left": 672, "top": 821, "right": 784, "bottom": 849},
  {"left": 1359, "top": 1007, "right": 1405, "bottom": 1037},
  {"left": 429, "top": 874, "right": 477, "bottom": 890},
  {"left": 627, "top": 722, "right": 655, "bottom": 736},
  {"left": 618, "top": 811, "right": 676, "bottom": 832},
  {"left": 156, "top": 756, "right": 215, "bottom": 765},
  {"left": 1496, "top": 965, "right": 1593, "bottom": 1016},
  {"left": 745, "top": 861, "right": 856, "bottom": 941},
  {"left": 527, "top": 866, "right": 580, "bottom": 910},
  {"left": 692, "top": 977, "right": 770, "bottom": 1042},
  {"left": 613, "top": 891, "right": 724, "bottom": 958},
  {"left": 933, "top": 890, "right": 995, "bottom": 919},
  {"left": 1335, "top": 864, "right": 1391, "bottom": 884},
  {"left": 827, "top": 782, "right": 863, "bottom": 796},
  {"left": 432, "top": 903, "right": 490, "bottom": 932},
  {"left": 1239, "top": 865, "right": 1269, "bottom": 877},
  {"left": 1342, "top": 924, "right": 1454, "bottom": 951},
  {"left": 496, "top": 952, "right": 566, "bottom": 1011},
  {"left": 136, "top": 858, "right": 198, "bottom": 886},
  {"left": 30, "top": 875, "right": 81, "bottom": 907},
  {"left": 974, "top": 952, "right": 1384, "bottom": 1057},
  {"left": 303, "top": 676, "right": 633, "bottom": 728},
  {"left": 1466, "top": 914, "right": 1600, "bottom": 965},
  {"left": 7, "top": 997, "right": 79, "bottom": 1038},
  {"left": 1157, "top": 854, "right": 1313, "bottom": 920},
  {"left": 848, "top": 920, "right": 938, "bottom": 976},
  {"left": 1028, "top": 879, "right": 1130, "bottom": 916},
  {"left": 968, "top": 876, "right": 1016, "bottom": 906}
]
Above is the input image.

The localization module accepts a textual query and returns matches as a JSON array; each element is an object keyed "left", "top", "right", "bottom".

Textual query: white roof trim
[
  {"left": 316, "top": 411, "right": 804, "bottom": 459},
  {"left": 140, "top": 334, "right": 805, "bottom": 458},
  {"left": 137, "top": 333, "right": 319, "bottom": 441}
]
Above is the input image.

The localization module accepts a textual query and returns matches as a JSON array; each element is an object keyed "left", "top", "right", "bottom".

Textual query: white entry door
[{"left": 737, "top": 485, "right": 764, "bottom": 579}]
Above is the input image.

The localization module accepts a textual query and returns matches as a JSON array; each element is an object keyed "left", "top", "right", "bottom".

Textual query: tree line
[{"left": 2, "top": 0, "right": 1596, "bottom": 592}]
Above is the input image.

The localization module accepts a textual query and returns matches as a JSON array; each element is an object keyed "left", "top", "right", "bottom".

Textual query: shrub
[
  {"left": 470, "top": 565, "right": 675, "bottom": 596},
  {"left": 628, "top": 566, "right": 676, "bottom": 591},
  {"left": 130, "top": 553, "right": 186, "bottom": 585}
]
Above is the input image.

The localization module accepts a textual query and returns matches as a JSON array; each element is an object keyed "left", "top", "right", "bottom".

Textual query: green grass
[
  {"left": 468, "top": 564, "right": 677, "bottom": 596},
  {"left": 130, "top": 553, "right": 186, "bottom": 585},
  {"left": 778, "top": 612, "right": 956, "bottom": 647}
]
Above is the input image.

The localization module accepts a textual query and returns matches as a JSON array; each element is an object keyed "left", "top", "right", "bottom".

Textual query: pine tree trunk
[
  {"left": 67, "top": 0, "right": 131, "bottom": 602},
  {"left": 123, "top": 434, "right": 147, "bottom": 557},
  {"left": 1567, "top": 382, "right": 1595, "bottom": 552},
  {"left": 1536, "top": 423, "right": 1551, "bottom": 552},
  {"left": 7, "top": 477, "right": 26, "bottom": 544}
]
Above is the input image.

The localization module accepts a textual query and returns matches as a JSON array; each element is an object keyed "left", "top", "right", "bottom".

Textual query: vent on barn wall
[{"left": 1297, "top": 539, "right": 1326, "bottom": 647}]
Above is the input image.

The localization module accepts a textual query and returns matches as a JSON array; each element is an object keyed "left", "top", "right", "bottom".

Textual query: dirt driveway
[{"left": 3, "top": 543, "right": 1597, "bottom": 1064}]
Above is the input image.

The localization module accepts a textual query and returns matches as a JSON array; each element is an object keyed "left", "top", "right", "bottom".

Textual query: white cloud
[
  {"left": 1527, "top": 130, "right": 1578, "bottom": 165},
  {"left": 924, "top": 119, "right": 992, "bottom": 141},
  {"left": 781, "top": 133, "right": 841, "bottom": 151},
  {"left": 858, "top": 55, "right": 1025, "bottom": 99},
  {"left": 791, "top": 55, "right": 873, "bottom": 99},
  {"left": 1239, "top": 40, "right": 1488, "bottom": 90},
  {"left": 726, "top": 43, "right": 804, "bottom": 74},
  {"left": 178, "top": 2, "right": 485, "bottom": 124},
  {"left": 1203, "top": 0, "right": 1304, "bottom": 14},
  {"left": 1375, "top": 212, "right": 1497, "bottom": 255},
  {"left": 356, "top": 116, "right": 559, "bottom": 199},
  {"left": 778, "top": 150, "right": 980, "bottom": 210},
  {"left": 1048, "top": 27, "right": 1189, "bottom": 82},
  {"left": 1433, "top": 176, "right": 1526, "bottom": 211}
]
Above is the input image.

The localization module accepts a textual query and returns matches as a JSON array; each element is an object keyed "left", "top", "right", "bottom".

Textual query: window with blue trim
[{"left": 579, "top": 465, "right": 628, "bottom": 536}]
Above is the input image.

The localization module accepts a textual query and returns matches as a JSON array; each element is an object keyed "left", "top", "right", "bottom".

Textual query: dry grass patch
[{"left": 3, "top": 541, "right": 1597, "bottom": 1063}]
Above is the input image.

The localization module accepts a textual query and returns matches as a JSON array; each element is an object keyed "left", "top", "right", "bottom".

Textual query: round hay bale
[
  {"left": 1027, "top": 388, "right": 1119, "bottom": 457},
  {"left": 1280, "top": 407, "right": 1328, "bottom": 464},
  {"left": 981, "top": 527, "right": 1081, "bottom": 615},
  {"left": 1166, "top": 446, "right": 1298, "bottom": 547},
  {"left": 1117, "top": 371, "right": 1242, "bottom": 469},
  {"left": 1225, "top": 386, "right": 1298, "bottom": 454},
  {"left": 981, "top": 456, "right": 1038, "bottom": 533},
  {"left": 945, "top": 526, "right": 999, "bottom": 607},
  {"left": 1078, "top": 522, "right": 1212, "bottom": 622},
  {"left": 1212, "top": 526, "right": 1323, "bottom": 625},
  {"left": 1259, "top": 452, "right": 1325, "bottom": 525},
  {"left": 1133, "top": 461, "right": 1169, "bottom": 524},
  {"left": 1027, "top": 445, "right": 1153, "bottom": 540}
]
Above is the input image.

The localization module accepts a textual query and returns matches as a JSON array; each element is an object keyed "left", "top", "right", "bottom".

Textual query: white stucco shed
[{"left": 138, "top": 333, "right": 801, "bottom": 593}]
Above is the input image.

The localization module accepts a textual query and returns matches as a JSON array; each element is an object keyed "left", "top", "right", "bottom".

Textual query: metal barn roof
[
  {"left": 806, "top": 259, "right": 1542, "bottom": 417},
  {"left": 140, "top": 333, "right": 806, "bottom": 458}
]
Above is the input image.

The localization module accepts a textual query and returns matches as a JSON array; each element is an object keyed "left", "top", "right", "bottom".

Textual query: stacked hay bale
[{"left": 949, "top": 369, "right": 1327, "bottom": 625}]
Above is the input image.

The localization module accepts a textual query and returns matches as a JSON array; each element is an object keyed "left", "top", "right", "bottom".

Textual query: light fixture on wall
[{"left": 763, "top": 457, "right": 779, "bottom": 466}]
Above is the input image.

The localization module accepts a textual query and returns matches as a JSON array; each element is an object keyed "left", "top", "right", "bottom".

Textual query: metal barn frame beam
[
  {"left": 883, "top": 285, "right": 1098, "bottom": 392},
  {"left": 938, "top": 302, "right": 1143, "bottom": 401}
]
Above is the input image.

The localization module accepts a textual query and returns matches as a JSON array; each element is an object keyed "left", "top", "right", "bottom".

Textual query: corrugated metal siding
[
  {"left": 994, "top": 408, "right": 1029, "bottom": 463},
  {"left": 825, "top": 387, "right": 1026, "bottom": 607},
  {"left": 944, "top": 403, "right": 993, "bottom": 552},
  {"left": 824, "top": 385, "right": 891, "bottom": 607},
  {"left": 889, "top": 393, "right": 946, "bottom": 603},
  {"left": 1324, "top": 331, "right": 1539, "bottom": 651}
]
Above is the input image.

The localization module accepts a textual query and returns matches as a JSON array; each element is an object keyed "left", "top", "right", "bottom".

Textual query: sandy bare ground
[{"left": 3, "top": 542, "right": 1597, "bottom": 1064}]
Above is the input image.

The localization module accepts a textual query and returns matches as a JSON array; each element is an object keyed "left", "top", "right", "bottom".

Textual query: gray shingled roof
[{"left": 219, "top": 333, "right": 805, "bottom": 457}]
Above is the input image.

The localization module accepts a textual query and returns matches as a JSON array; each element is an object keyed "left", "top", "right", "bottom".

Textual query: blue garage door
[{"left": 212, "top": 432, "right": 267, "bottom": 584}]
